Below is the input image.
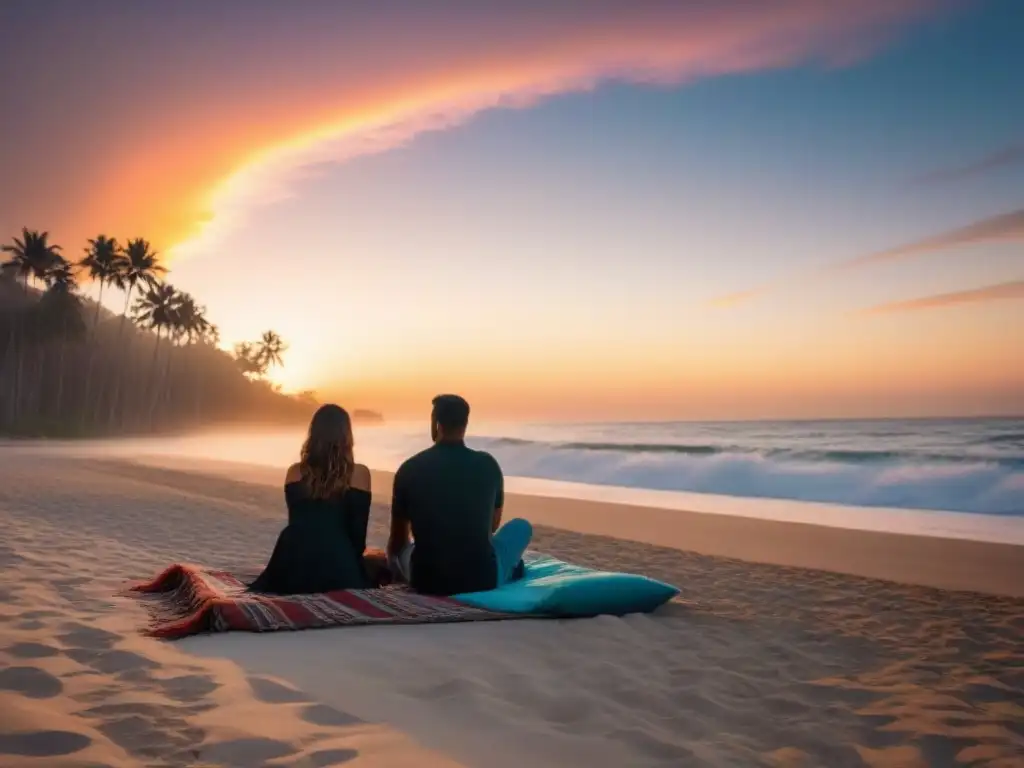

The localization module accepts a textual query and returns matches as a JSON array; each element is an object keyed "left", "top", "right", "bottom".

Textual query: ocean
[
  {"left": 456, "top": 417, "right": 1024, "bottom": 516},
  {"left": 15, "top": 417, "right": 1023, "bottom": 542}
]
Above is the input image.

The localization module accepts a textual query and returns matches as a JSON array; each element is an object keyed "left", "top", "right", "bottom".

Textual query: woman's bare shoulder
[
  {"left": 285, "top": 463, "right": 303, "bottom": 485},
  {"left": 350, "top": 463, "right": 371, "bottom": 492}
]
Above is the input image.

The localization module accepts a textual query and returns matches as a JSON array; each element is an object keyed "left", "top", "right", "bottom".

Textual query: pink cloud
[
  {"left": 0, "top": 0, "right": 955, "bottom": 257},
  {"left": 706, "top": 288, "right": 768, "bottom": 308},
  {"left": 863, "top": 280, "right": 1024, "bottom": 314}
]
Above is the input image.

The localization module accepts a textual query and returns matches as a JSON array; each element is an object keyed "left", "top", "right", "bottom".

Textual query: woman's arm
[
  {"left": 284, "top": 463, "right": 303, "bottom": 525},
  {"left": 346, "top": 465, "right": 372, "bottom": 555}
]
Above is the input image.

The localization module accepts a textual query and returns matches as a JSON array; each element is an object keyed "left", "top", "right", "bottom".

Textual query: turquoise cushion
[{"left": 454, "top": 554, "right": 679, "bottom": 617}]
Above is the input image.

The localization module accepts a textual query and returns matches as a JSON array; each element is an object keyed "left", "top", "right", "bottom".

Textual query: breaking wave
[{"left": 469, "top": 435, "right": 1024, "bottom": 515}]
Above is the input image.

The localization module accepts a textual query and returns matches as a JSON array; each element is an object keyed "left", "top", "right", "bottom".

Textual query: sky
[{"left": 1, "top": 0, "right": 1022, "bottom": 421}]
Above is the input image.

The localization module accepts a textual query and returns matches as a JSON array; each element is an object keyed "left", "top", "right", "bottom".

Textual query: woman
[{"left": 249, "top": 404, "right": 372, "bottom": 594}]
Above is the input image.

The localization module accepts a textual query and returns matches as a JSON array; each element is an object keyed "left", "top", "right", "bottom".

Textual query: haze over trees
[{"left": 0, "top": 227, "right": 319, "bottom": 437}]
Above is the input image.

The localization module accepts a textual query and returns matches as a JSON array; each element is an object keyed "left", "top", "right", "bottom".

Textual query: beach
[{"left": 1, "top": 449, "right": 1022, "bottom": 767}]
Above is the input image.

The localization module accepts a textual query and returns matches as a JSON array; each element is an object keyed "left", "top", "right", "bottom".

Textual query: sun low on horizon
[{"left": 2, "top": 0, "right": 1022, "bottom": 422}]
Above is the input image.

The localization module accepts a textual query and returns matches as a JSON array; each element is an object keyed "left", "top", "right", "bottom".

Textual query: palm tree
[
  {"left": 195, "top": 312, "right": 215, "bottom": 346},
  {"left": 1, "top": 230, "right": 63, "bottom": 424},
  {"left": 169, "top": 297, "right": 213, "bottom": 419},
  {"left": 43, "top": 258, "right": 76, "bottom": 289},
  {"left": 188, "top": 304, "right": 213, "bottom": 346},
  {"left": 200, "top": 320, "right": 220, "bottom": 348},
  {"left": 79, "top": 235, "right": 125, "bottom": 336},
  {"left": 187, "top": 303, "right": 214, "bottom": 405},
  {"left": 132, "top": 281, "right": 180, "bottom": 424},
  {"left": 118, "top": 238, "right": 166, "bottom": 332},
  {"left": 0, "top": 258, "right": 24, "bottom": 287},
  {"left": 160, "top": 290, "right": 201, "bottom": 411},
  {"left": 233, "top": 342, "right": 265, "bottom": 379},
  {"left": 132, "top": 282, "right": 179, "bottom": 354},
  {"left": 170, "top": 292, "right": 201, "bottom": 345},
  {"left": 255, "top": 330, "right": 287, "bottom": 377},
  {"left": 78, "top": 235, "right": 127, "bottom": 428},
  {"left": 107, "top": 238, "right": 166, "bottom": 429},
  {"left": 1, "top": 228, "right": 63, "bottom": 290}
]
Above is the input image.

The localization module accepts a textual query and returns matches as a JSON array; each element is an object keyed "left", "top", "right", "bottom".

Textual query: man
[{"left": 387, "top": 394, "right": 532, "bottom": 595}]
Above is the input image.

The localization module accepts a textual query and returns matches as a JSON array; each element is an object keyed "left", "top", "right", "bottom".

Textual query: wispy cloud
[
  {"left": 708, "top": 207, "right": 1024, "bottom": 309},
  {"left": 862, "top": 280, "right": 1024, "bottom": 314},
  {"left": 176, "top": 2, "right": 955, "bottom": 261},
  {"left": 0, "top": 0, "right": 953, "bottom": 259},
  {"left": 913, "top": 140, "right": 1024, "bottom": 185},
  {"left": 832, "top": 208, "right": 1024, "bottom": 272},
  {"left": 706, "top": 288, "right": 767, "bottom": 308}
]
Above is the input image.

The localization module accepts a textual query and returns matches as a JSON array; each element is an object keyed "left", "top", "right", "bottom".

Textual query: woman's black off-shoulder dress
[{"left": 248, "top": 481, "right": 371, "bottom": 594}]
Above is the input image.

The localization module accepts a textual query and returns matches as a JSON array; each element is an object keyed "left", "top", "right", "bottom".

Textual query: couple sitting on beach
[{"left": 249, "top": 394, "right": 533, "bottom": 597}]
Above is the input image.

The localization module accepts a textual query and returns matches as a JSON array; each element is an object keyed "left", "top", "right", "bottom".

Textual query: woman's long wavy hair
[{"left": 299, "top": 404, "right": 355, "bottom": 499}]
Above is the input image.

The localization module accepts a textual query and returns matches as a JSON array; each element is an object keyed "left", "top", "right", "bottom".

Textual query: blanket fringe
[{"left": 126, "top": 563, "right": 223, "bottom": 638}]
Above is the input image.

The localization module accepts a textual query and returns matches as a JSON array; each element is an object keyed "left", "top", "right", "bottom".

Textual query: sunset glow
[{"left": 2, "top": 0, "right": 1022, "bottom": 420}]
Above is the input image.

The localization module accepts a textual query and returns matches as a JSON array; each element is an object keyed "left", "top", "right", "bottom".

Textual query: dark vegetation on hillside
[{"left": 0, "top": 228, "right": 324, "bottom": 437}]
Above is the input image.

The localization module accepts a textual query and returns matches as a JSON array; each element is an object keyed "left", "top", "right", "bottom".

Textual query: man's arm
[
  {"left": 492, "top": 458, "right": 504, "bottom": 533},
  {"left": 387, "top": 465, "right": 412, "bottom": 557},
  {"left": 388, "top": 516, "right": 411, "bottom": 558}
]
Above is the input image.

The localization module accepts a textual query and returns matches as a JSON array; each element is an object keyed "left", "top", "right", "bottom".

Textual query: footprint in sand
[
  {"left": 246, "top": 675, "right": 311, "bottom": 704},
  {"left": 158, "top": 673, "right": 221, "bottom": 704},
  {"left": 17, "top": 610, "right": 63, "bottom": 620},
  {"left": 13, "top": 619, "right": 47, "bottom": 631},
  {"left": 96, "top": 712, "right": 206, "bottom": 762},
  {"left": 65, "top": 648, "right": 160, "bottom": 676},
  {"left": 0, "top": 730, "right": 92, "bottom": 758},
  {"left": 300, "top": 703, "right": 364, "bottom": 727},
  {"left": 115, "top": 667, "right": 159, "bottom": 685},
  {"left": 0, "top": 667, "right": 63, "bottom": 699},
  {"left": 306, "top": 747, "right": 359, "bottom": 766},
  {"left": 57, "top": 623, "right": 120, "bottom": 650},
  {"left": 198, "top": 737, "right": 296, "bottom": 766},
  {"left": 4, "top": 641, "right": 61, "bottom": 659}
]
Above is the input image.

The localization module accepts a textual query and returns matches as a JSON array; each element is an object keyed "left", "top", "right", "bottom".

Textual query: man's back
[{"left": 392, "top": 441, "right": 502, "bottom": 595}]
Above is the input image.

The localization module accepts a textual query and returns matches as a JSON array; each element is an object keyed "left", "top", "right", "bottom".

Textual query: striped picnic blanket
[{"left": 128, "top": 562, "right": 513, "bottom": 639}]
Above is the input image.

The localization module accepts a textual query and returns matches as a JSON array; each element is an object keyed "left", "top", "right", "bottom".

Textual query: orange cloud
[
  {"left": 862, "top": 280, "right": 1024, "bottom": 314},
  {"left": 0, "top": 1, "right": 949, "bottom": 262},
  {"left": 706, "top": 288, "right": 767, "bottom": 308}
]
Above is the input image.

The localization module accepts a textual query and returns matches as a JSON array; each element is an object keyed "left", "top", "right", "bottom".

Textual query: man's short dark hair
[{"left": 432, "top": 394, "right": 470, "bottom": 432}]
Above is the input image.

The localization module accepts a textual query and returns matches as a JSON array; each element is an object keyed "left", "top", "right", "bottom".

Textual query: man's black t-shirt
[{"left": 391, "top": 441, "right": 503, "bottom": 596}]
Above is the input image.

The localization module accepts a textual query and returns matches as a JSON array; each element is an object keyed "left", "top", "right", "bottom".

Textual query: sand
[{"left": 1, "top": 449, "right": 1022, "bottom": 767}]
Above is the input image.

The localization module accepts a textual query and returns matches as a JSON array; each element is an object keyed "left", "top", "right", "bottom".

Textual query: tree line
[{"left": 1, "top": 227, "right": 315, "bottom": 437}]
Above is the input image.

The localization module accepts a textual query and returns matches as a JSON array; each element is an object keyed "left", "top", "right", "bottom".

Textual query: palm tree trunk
[
  {"left": 55, "top": 323, "right": 69, "bottom": 429},
  {"left": 12, "top": 326, "right": 26, "bottom": 428},
  {"left": 147, "top": 327, "right": 163, "bottom": 428},
  {"left": 193, "top": 349, "right": 206, "bottom": 421},
  {"left": 162, "top": 336, "right": 176, "bottom": 417},
  {"left": 82, "top": 280, "right": 105, "bottom": 431},
  {"left": 92, "top": 281, "right": 105, "bottom": 340},
  {"left": 117, "top": 285, "right": 133, "bottom": 340},
  {"left": 1, "top": 325, "right": 17, "bottom": 426},
  {"left": 25, "top": 345, "right": 43, "bottom": 430},
  {"left": 108, "top": 283, "right": 136, "bottom": 431},
  {"left": 10, "top": 275, "right": 29, "bottom": 426}
]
